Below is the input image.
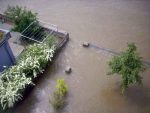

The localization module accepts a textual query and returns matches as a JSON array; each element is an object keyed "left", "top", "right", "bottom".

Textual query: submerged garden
[
  {"left": 0, "top": 6, "right": 69, "bottom": 112},
  {"left": 0, "top": 1, "right": 150, "bottom": 113}
]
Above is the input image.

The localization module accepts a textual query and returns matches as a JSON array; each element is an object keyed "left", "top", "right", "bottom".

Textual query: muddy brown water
[{"left": 0, "top": 0, "right": 150, "bottom": 113}]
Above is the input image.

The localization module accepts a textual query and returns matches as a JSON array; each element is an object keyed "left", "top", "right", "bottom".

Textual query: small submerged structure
[
  {"left": 65, "top": 66, "right": 72, "bottom": 74},
  {"left": 0, "top": 29, "right": 15, "bottom": 72},
  {"left": 82, "top": 42, "right": 90, "bottom": 47}
]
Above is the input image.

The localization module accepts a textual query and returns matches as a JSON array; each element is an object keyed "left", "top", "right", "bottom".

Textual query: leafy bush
[
  {"left": 4, "top": 5, "right": 37, "bottom": 32},
  {"left": 45, "top": 35, "right": 56, "bottom": 48},
  {"left": 55, "top": 79, "right": 68, "bottom": 97},
  {"left": 108, "top": 43, "right": 146, "bottom": 93},
  {"left": 0, "top": 72, "right": 32, "bottom": 109},
  {"left": 4, "top": 6, "right": 48, "bottom": 42},
  {"left": 18, "top": 44, "right": 55, "bottom": 78},
  {"left": 0, "top": 42, "right": 55, "bottom": 110},
  {"left": 50, "top": 92, "right": 65, "bottom": 110},
  {"left": 50, "top": 79, "right": 68, "bottom": 110}
]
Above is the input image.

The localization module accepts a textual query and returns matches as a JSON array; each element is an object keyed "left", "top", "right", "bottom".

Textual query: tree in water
[{"left": 108, "top": 43, "right": 146, "bottom": 93}]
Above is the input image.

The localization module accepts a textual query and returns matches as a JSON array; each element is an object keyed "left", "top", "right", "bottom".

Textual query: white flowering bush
[
  {"left": 18, "top": 44, "right": 55, "bottom": 78},
  {"left": 0, "top": 73, "right": 32, "bottom": 109},
  {"left": 0, "top": 39, "right": 55, "bottom": 111}
]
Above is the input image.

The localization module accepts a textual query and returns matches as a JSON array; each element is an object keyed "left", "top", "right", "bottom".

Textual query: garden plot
[
  {"left": 15, "top": 20, "right": 69, "bottom": 50},
  {"left": 0, "top": 8, "right": 69, "bottom": 112},
  {"left": 0, "top": 20, "right": 69, "bottom": 58},
  {"left": 20, "top": 21, "right": 54, "bottom": 43}
]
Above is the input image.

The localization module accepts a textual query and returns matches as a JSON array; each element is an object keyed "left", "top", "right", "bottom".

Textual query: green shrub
[
  {"left": 56, "top": 79, "right": 68, "bottom": 97},
  {"left": 4, "top": 6, "right": 48, "bottom": 41},
  {"left": 45, "top": 35, "right": 56, "bottom": 48},
  {"left": 4, "top": 5, "right": 37, "bottom": 32},
  {"left": 0, "top": 42, "right": 55, "bottom": 110},
  {"left": 4, "top": 6, "right": 22, "bottom": 21},
  {"left": 50, "top": 79, "right": 68, "bottom": 110},
  {"left": 1, "top": 6, "right": 57, "bottom": 111},
  {"left": 108, "top": 43, "right": 146, "bottom": 93},
  {"left": 50, "top": 91, "right": 65, "bottom": 110},
  {"left": 0, "top": 70, "right": 32, "bottom": 110},
  {"left": 18, "top": 44, "right": 55, "bottom": 78}
]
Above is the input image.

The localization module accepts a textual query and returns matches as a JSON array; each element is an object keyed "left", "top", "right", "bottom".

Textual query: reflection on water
[{"left": 0, "top": 0, "right": 150, "bottom": 113}]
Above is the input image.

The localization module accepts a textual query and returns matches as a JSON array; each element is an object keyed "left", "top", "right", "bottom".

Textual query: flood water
[{"left": 0, "top": 0, "right": 150, "bottom": 113}]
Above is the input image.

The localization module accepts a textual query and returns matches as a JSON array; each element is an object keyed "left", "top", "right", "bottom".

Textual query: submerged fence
[
  {"left": 0, "top": 13, "right": 69, "bottom": 50},
  {"left": 90, "top": 43, "right": 150, "bottom": 67}
]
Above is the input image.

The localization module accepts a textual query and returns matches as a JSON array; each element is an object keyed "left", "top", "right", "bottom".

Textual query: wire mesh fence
[{"left": 20, "top": 20, "right": 58, "bottom": 43}]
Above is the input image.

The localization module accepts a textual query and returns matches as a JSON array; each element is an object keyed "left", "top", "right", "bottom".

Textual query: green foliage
[
  {"left": 50, "top": 79, "right": 68, "bottom": 110},
  {"left": 4, "top": 6, "right": 57, "bottom": 42},
  {"left": 108, "top": 43, "right": 146, "bottom": 93},
  {"left": 45, "top": 35, "right": 56, "bottom": 48},
  {"left": 0, "top": 72, "right": 32, "bottom": 109},
  {"left": 18, "top": 43, "right": 55, "bottom": 70},
  {"left": 4, "top": 6, "right": 22, "bottom": 21},
  {"left": 18, "top": 44, "right": 55, "bottom": 78},
  {"left": 0, "top": 42, "right": 55, "bottom": 110},
  {"left": 1, "top": 6, "right": 57, "bottom": 111},
  {"left": 56, "top": 79, "right": 68, "bottom": 97},
  {"left": 4, "top": 5, "right": 48, "bottom": 42},
  {"left": 4, "top": 5, "right": 37, "bottom": 32},
  {"left": 22, "top": 22, "right": 48, "bottom": 42},
  {"left": 0, "top": 31, "right": 4, "bottom": 41},
  {"left": 50, "top": 92, "right": 65, "bottom": 110}
]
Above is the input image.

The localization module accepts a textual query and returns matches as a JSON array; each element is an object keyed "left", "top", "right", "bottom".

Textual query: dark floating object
[
  {"left": 82, "top": 42, "right": 90, "bottom": 47},
  {"left": 65, "top": 66, "right": 72, "bottom": 74}
]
